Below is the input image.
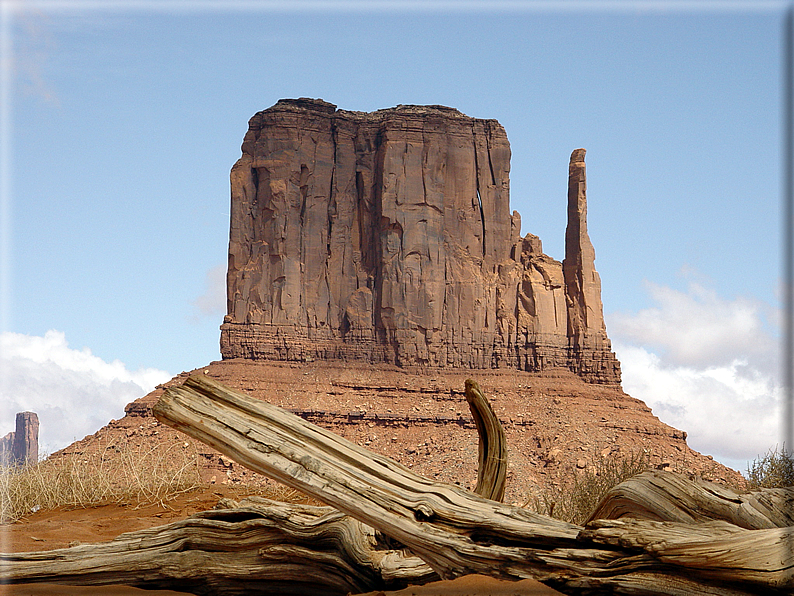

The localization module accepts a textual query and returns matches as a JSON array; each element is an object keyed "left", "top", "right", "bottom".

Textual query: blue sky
[{"left": 1, "top": 0, "right": 789, "bottom": 473}]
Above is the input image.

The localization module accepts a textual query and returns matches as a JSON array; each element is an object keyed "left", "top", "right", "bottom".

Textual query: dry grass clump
[
  {"left": 1, "top": 438, "right": 203, "bottom": 523},
  {"left": 250, "top": 478, "right": 323, "bottom": 506},
  {"left": 528, "top": 450, "right": 651, "bottom": 525},
  {"left": 746, "top": 445, "right": 794, "bottom": 489}
]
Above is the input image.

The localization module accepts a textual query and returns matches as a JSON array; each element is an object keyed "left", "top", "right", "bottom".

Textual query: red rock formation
[
  {"left": 0, "top": 411, "right": 39, "bottom": 466},
  {"left": 220, "top": 99, "right": 620, "bottom": 383},
  {"left": 0, "top": 432, "right": 11, "bottom": 465}
]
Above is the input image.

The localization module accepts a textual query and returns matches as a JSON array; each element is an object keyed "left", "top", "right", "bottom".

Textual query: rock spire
[
  {"left": 0, "top": 412, "right": 39, "bottom": 467},
  {"left": 220, "top": 99, "right": 621, "bottom": 383},
  {"left": 563, "top": 148, "right": 616, "bottom": 379}
]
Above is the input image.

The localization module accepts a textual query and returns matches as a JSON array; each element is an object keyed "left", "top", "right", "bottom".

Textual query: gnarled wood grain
[
  {"left": 465, "top": 378, "right": 507, "bottom": 502},
  {"left": 581, "top": 518, "right": 794, "bottom": 589},
  {"left": 0, "top": 497, "right": 436, "bottom": 595},
  {"left": 152, "top": 375, "right": 582, "bottom": 581},
  {"left": 589, "top": 469, "right": 794, "bottom": 529},
  {"left": 3, "top": 376, "right": 792, "bottom": 596},
  {"left": 147, "top": 375, "right": 789, "bottom": 594}
]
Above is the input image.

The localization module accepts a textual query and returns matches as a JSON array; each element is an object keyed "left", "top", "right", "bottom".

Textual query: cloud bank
[
  {"left": 607, "top": 278, "right": 782, "bottom": 472},
  {"left": 0, "top": 330, "right": 171, "bottom": 456}
]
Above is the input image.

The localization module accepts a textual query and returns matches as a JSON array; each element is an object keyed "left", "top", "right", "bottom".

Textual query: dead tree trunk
[
  {"left": 588, "top": 468, "right": 794, "bottom": 529},
  {"left": 465, "top": 378, "right": 507, "bottom": 502},
  {"left": 0, "top": 497, "right": 435, "bottom": 595},
  {"left": 3, "top": 375, "right": 793, "bottom": 595}
]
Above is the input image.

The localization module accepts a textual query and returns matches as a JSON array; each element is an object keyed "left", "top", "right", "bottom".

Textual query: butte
[{"left": 64, "top": 99, "right": 743, "bottom": 503}]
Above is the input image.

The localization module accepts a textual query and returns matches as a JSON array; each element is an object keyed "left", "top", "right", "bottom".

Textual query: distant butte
[
  {"left": 0, "top": 411, "right": 39, "bottom": 467},
  {"left": 220, "top": 99, "right": 621, "bottom": 383}
]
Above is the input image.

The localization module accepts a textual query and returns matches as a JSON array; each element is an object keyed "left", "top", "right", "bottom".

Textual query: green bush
[{"left": 746, "top": 445, "right": 794, "bottom": 489}]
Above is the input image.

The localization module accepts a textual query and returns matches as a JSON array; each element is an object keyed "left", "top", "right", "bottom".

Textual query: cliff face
[{"left": 220, "top": 99, "right": 620, "bottom": 383}]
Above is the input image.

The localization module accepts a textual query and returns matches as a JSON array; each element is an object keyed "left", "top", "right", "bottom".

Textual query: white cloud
[
  {"left": 0, "top": 330, "right": 171, "bottom": 456},
  {"left": 613, "top": 342, "right": 780, "bottom": 468},
  {"left": 609, "top": 280, "right": 778, "bottom": 373},
  {"left": 191, "top": 263, "right": 226, "bottom": 319},
  {"left": 606, "top": 277, "right": 783, "bottom": 472}
]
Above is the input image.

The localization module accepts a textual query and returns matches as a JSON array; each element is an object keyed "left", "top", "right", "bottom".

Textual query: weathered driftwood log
[
  {"left": 0, "top": 496, "right": 436, "bottom": 595},
  {"left": 580, "top": 518, "right": 794, "bottom": 591},
  {"left": 143, "top": 375, "right": 790, "bottom": 595},
  {"left": 153, "top": 376, "right": 585, "bottom": 579},
  {"left": 589, "top": 469, "right": 794, "bottom": 529},
  {"left": 3, "top": 375, "right": 793, "bottom": 596},
  {"left": 465, "top": 378, "right": 507, "bottom": 502}
]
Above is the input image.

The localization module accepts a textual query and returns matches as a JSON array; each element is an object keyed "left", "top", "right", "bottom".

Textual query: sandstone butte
[
  {"left": 0, "top": 411, "right": 39, "bottom": 467},
  {"left": 221, "top": 98, "right": 620, "bottom": 383},
  {"left": 58, "top": 99, "right": 744, "bottom": 505}
]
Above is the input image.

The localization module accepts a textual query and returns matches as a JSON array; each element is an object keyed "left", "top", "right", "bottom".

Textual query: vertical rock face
[
  {"left": 220, "top": 99, "right": 620, "bottom": 383},
  {"left": 0, "top": 412, "right": 39, "bottom": 466}
]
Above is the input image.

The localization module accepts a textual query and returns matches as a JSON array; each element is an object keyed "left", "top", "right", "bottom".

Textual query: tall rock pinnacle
[
  {"left": 563, "top": 149, "right": 618, "bottom": 379},
  {"left": 220, "top": 100, "right": 621, "bottom": 383}
]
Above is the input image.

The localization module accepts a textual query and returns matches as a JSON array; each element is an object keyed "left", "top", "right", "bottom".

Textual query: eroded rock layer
[{"left": 220, "top": 98, "right": 620, "bottom": 383}]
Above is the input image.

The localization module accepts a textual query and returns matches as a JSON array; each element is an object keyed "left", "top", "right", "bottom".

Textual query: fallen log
[
  {"left": 580, "top": 518, "right": 794, "bottom": 590},
  {"left": 2, "top": 375, "right": 792, "bottom": 595},
  {"left": 588, "top": 469, "right": 794, "bottom": 529},
  {"left": 146, "top": 375, "right": 791, "bottom": 594},
  {"left": 0, "top": 497, "right": 436, "bottom": 595},
  {"left": 152, "top": 376, "right": 585, "bottom": 580},
  {"left": 0, "top": 377, "right": 505, "bottom": 594}
]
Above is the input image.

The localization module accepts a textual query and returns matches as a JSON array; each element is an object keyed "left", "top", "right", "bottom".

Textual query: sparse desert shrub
[
  {"left": 0, "top": 438, "right": 203, "bottom": 523},
  {"left": 528, "top": 450, "right": 651, "bottom": 525},
  {"left": 746, "top": 445, "right": 794, "bottom": 489}
]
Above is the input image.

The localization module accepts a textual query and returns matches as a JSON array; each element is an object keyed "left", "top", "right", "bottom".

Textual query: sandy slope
[{"left": 58, "top": 359, "right": 743, "bottom": 506}]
